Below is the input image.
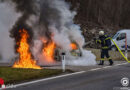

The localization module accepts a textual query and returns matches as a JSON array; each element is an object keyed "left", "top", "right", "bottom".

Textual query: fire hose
[
  {"left": 111, "top": 39, "right": 130, "bottom": 63},
  {"left": 84, "top": 37, "right": 130, "bottom": 63}
]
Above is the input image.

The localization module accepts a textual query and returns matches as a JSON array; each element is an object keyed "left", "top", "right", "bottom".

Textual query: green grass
[{"left": 0, "top": 67, "right": 71, "bottom": 84}]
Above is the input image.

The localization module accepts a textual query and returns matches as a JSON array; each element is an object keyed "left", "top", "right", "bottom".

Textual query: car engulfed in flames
[{"left": 12, "top": 29, "right": 82, "bottom": 69}]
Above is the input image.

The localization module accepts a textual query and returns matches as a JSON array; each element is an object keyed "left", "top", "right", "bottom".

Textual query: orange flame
[
  {"left": 42, "top": 39, "right": 56, "bottom": 63},
  {"left": 70, "top": 43, "right": 78, "bottom": 50},
  {"left": 13, "top": 29, "right": 41, "bottom": 69}
]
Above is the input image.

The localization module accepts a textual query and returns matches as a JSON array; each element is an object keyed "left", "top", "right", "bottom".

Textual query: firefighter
[{"left": 95, "top": 31, "right": 113, "bottom": 65}]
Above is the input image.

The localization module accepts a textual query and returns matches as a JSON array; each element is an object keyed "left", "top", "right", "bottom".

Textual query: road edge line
[{"left": 14, "top": 71, "right": 86, "bottom": 87}]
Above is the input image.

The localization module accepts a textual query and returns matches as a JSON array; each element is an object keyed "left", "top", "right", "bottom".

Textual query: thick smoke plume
[
  {"left": 0, "top": 0, "right": 96, "bottom": 66},
  {"left": 39, "top": 0, "right": 84, "bottom": 51},
  {"left": 0, "top": 1, "right": 20, "bottom": 62},
  {"left": 34, "top": 0, "right": 96, "bottom": 65},
  {"left": 10, "top": 0, "right": 37, "bottom": 53}
]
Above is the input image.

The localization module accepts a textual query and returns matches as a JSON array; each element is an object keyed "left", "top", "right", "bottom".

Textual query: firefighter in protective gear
[{"left": 96, "top": 31, "right": 113, "bottom": 65}]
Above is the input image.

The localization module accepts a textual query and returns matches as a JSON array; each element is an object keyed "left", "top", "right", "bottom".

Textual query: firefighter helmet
[{"left": 99, "top": 31, "right": 104, "bottom": 36}]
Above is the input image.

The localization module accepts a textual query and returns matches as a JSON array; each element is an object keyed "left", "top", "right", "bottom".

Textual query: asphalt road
[{"left": 8, "top": 63, "right": 130, "bottom": 90}]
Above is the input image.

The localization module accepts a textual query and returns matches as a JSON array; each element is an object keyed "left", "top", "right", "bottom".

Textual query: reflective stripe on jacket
[{"left": 97, "top": 35, "right": 112, "bottom": 49}]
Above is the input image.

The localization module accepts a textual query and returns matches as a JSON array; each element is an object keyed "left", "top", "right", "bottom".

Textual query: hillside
[{"left": 66, "top": 0, "right": 130, "bottom": 47}]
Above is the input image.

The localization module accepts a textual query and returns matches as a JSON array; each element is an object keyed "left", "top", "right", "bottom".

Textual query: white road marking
[
  {"left": 89, "top": 68, "right": 101, "bottom": 71},
  {"left": 114, "top": 64, "right": 122, "bottom": 66},
  {"left": 14, "top": 71, "right": 86, "bottom": 87},
  {"left": 114, "top": 63, "right": 128, "bottom": 66},
  {"left": 122, "top": 62, "right": 128, "bottom": 65},
  {"left": 103, "top": 66, "right": 112, "bottom": 69}
]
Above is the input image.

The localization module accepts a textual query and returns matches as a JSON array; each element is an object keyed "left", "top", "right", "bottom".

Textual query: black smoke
[
  {"left": 10, "top": 0, "right": 37, "bottom": 53},
  {"left": 10, "top": 15, "right": 33, "bottom": 53},
  {"left": 39, "top": 0, "right": 66, "bottom": 40}
]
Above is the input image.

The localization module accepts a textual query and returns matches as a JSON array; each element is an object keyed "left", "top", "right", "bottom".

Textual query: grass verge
[
  {"left": 86, "top": 48, "right": 130, "bottom": 61},
  {"left": 0, "top": 67, "right": 73, "bottom": 84}
]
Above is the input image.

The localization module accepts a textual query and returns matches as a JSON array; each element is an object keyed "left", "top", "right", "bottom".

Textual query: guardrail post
[
  {"left": 125, "top": 33, "right": 128, "bottom": 59},
  {"left": 61, "top": 52, "right": 66, "bottom": 72}
]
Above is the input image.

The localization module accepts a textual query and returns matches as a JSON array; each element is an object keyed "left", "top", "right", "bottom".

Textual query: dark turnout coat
[{"left": 96, "top": 35, "right": 112, "bottom": 50}]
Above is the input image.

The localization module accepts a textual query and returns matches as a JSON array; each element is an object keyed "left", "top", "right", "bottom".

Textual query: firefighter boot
[
  {"left": 98, "top": 60, "right": 104, "bottom": 65},
  {"left": 109, "top": 59, "right": 113, "bottom": 65}
]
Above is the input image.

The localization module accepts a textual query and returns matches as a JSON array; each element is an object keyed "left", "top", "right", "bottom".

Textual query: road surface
[{"left": 7, "top": 63, "right": 130, "bottom": 90}]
